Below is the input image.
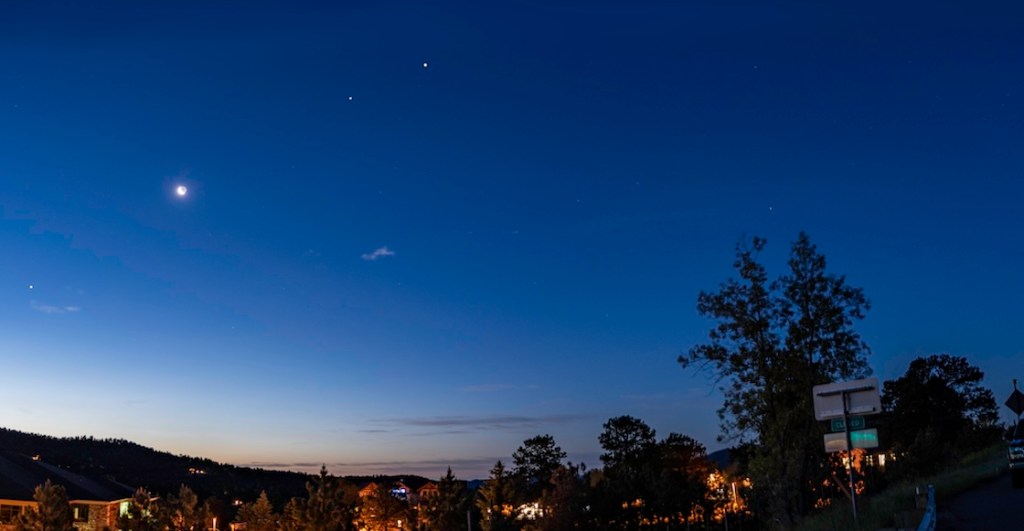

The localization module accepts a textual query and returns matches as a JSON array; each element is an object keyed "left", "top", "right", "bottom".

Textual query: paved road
[{"left": 936, "top": 472, "right": 1024, "bottom": 530}]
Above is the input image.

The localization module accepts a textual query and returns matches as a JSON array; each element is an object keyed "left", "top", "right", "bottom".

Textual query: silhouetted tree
[
  {"left": 14, "top": 480, "right": 74, "bottom": 531},
  {"left": 653, "top": 433, "right": 710, "bottom": 523},
  {"left": 476, "top": 461, "right": 519, "bottom": 531},
  {"left": 512, "top": 435, "right": 566, "bottom": 503},
  {"left": 679, "top": 233, "right": 871, "bottom": 526},
  {"left": 598, "top": 416, "right": 656, "bottom": 470},
  {"left": 596, "top": 416, "right": 660, "bottom": 529},
  {"left": 117, "top": 488, "right": 162, "bottom": 531},
  {"left": 358, "top": 482, "right": 409, "bottom": 531},
  {"left": 424, "top": 468, "right": 469, "bottom": 531},
  {"left": 237, "top": 491, "right": 278, "bottom": 531},
  {"left": 165, "top": 484, "right": 202, "bottom": 531},
  {"left": 281, "top": 498, "right": 304, "bottom": 531},
  {"left": 883, "top": 354, "right": 1000, "bottom": 476},
  {"left": 282, "top": 466, "right": 355, "bottom": 531},
  {"left": 202, "top": 496, "right": 227, "bottom": 531},
  {"left": 529, "top": 463, "right": 587, "bottom": 531}
]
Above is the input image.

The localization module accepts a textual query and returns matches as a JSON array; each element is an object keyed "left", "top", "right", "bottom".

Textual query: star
[
  {"left": 176, "top": 185, "right": 188, "bottom": 197},
  {"left": 422, "top": 62, "right": 429, "bottom": 69}
]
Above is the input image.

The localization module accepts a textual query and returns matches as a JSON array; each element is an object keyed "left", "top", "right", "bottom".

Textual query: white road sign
[{"left": 813, "top": 377, "right": 882, "bottom": 421}]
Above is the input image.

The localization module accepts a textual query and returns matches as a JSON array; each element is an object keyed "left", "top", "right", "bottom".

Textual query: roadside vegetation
[
  {"left": 796, "top": 443, "right": 1006, "bottom": 531},
  {"left": 679, "top": 233, "right": 1005, "bottom": 530}
]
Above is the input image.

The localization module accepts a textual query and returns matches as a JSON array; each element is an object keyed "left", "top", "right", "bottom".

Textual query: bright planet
[{"left": 175, "top": 185, "right": 188, "bottom": 197}]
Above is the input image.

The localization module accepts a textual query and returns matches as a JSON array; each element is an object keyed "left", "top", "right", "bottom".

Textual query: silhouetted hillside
[{"left": 0, "top": 427, "right": 311, "bottom": 506}]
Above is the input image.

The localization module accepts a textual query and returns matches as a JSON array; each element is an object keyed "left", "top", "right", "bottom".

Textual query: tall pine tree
[
  {"left": 15, "top": 480, "right": 74, "bottom": 531},
  {"left": 476, "top": 461, "right": 518, "bottom": 531}
]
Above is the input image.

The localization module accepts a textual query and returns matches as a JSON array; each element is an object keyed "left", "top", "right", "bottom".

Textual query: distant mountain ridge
[{"left": 0, "top": 427, "right": 430, "bottom": 506}]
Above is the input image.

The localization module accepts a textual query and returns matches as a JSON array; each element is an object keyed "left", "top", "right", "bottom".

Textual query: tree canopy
[
  {"left": 512, "top": 434, "right": 566, "bottom": 502},
  {"left": 598, "top": 415, "right": 657, "bottom": 470},
  {"left": 883, "top": 354, "right": 1000, "bottom": 476},
  {"left": 357, "top": 481, "right": 409, "bottom": 531},
  {"left": 423, "top": 468, "right": 470, "bottom": 531},
  {"left": 237, "top": 491, "right": 278, "bottom": 531},
  {"left": 476, "top": 461, "right": 518, "bottom": 531},
  {"left": 282, "top": 466, "right": 356, "bottom": 531},
  {"left": 14, "top": 480, "right": 74, "bottom": 531},
  {"left": 679, "top": 233, "right": 871, "bottom": 525}
]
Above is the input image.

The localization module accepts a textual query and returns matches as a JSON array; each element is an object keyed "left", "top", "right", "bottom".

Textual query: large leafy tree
[
  {"left": 14, "top": 480, "right": 74, "bottom": 531},
  {"left": 679, "top": 233, "right": 870, "bottom": 526},
  {"left": 883, "top": 354, "right": 1000, "bottom": 476},
  {"left": 476, "top": 461, "right": 519, "bottom": 531},
  {"left": 595, "top": 417, "right": 711, "bottom": 529}
]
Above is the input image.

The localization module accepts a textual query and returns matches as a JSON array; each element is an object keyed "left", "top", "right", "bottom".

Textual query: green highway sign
[
  {"left": 823, "top": 428, "right": 880, "bottom": 452},
  {"left": 850, "top": 429, "right": 878, "bottom": 446},
  {"left": 830, "top": 416, "right": 866, "bottom": 432}
]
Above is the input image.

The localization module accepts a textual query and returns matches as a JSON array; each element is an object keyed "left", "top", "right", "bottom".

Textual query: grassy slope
[{"left": 797, "top": 444, "right": 1006, "bottom": 531}]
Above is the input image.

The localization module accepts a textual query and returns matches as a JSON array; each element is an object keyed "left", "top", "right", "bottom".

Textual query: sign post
[{"left": 813, "top": 377, "right": 881, "bottom": 526}]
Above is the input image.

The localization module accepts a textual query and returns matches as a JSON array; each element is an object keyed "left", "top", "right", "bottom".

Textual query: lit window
[{"left": 73, "top": 504, "right": 90, "bottom": 522}]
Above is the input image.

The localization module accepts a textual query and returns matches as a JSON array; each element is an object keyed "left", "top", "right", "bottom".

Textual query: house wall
[
  {"left": 72, "top": 500, "right": 121, "bottom": 531},
  {"left": 0, "top": 500, "right": 37, "bottom": 531},
  {"left": 0, "top": 499, "right": 123, "bottom": 531}
]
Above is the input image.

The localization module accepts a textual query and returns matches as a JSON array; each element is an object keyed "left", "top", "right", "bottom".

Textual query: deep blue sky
[{"left": 2, "top": 1, "right": 1022, "bottom": 479}]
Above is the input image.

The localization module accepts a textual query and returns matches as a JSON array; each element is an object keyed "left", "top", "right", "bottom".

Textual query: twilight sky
[{"left": 1, "top": 1, "right": 1022, "bottom": 479}]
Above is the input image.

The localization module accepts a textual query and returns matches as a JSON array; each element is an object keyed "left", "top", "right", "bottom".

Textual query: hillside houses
[{"left": 0, "top": 451, "right": 134, "bottom": 531}]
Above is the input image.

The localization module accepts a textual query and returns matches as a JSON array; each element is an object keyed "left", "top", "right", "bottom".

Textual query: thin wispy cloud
[
  {"left": 372, "top": 414, "right": 584, "bottom": 432},
  {"left": 30, "top": 301, "right": 80, "bottom": 315},
  {"left": 408, "top": 430, "right": 473, "bottom": 437},
  {"left": 460, "top": 384, "right": 515, "bottom": 393},
  {"left": 361, "top": 246, "right": 395, "bottom": 261}
]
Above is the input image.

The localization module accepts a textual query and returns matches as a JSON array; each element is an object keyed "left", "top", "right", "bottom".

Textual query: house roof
[{"left": 0, "top": 451, "right": 134, "bottom": 502}]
